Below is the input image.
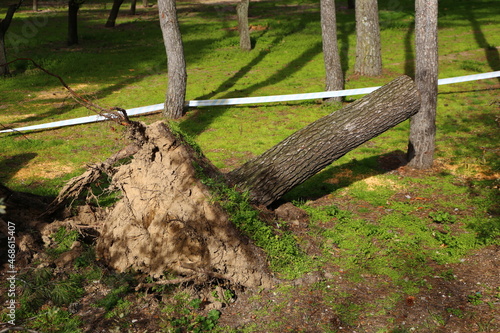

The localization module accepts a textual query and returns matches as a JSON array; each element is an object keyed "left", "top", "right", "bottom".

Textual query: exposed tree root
[{"left": 46, "top": 121, "right": 277, "bottom": 289}]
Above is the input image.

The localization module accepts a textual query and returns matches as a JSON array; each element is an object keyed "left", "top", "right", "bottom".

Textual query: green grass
[{"left": 0, "top": 0, "right": 499, "bottom": 331}]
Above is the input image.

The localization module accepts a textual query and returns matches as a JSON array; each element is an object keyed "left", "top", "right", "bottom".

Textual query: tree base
[{"left": 71, "top": 121, "right": 277, "bottom": 288}]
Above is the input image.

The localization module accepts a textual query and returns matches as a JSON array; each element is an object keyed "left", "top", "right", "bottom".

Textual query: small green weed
[
  {"left": 467, "top": 292, "right": 484, "bottom": 305},
  {"left": 446, "top": 307, "right": 464, "bottom": 318},
  {"left": 73, "top": 245, "right": 96, "bottom": 268},
  {"left": 46, "top": 227, "right": 79, "bottom": 257},
  {"left": 429, "top": 211, "right": 457, "bottom": 224},
  {"left": 97, "top": 284, "right": 130, "bottom": 311},
  {"left": 161, "top": 293, "right": 221, "bottom": 333},
  {"left": 95, "top": 271, "right": 136, "bottom": 313},
  {"left": 212, "top": 288, "right": 235, "bottom": 305},
  {"left": 16, "top": 268, "right": 84, "bottom": 320},
  {"left": 30, "top": 307, "right": 82, "bottom": 333},
  {"left": 439, "top": 269, "right": 456, "bottom": 281},
  {"left": 104, "top": 299, "right": 134, "bottom": 319}
]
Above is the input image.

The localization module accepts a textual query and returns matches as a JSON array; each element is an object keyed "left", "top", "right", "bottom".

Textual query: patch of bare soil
[{"left": 216, "top": 247, "right": 499, "bottom": 332}]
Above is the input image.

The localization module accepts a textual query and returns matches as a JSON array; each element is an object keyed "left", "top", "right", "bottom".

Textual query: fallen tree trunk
[
  {"left": 48, "top": 75, "right": 419, "bottom": 289},
  {"left": 228, "top": 75, "right": 421, "bottom": 206}
]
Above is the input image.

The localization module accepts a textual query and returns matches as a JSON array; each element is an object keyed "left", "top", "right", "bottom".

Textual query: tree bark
[
  {"left": 0, "top": 2, "right": 23, "bottom": 76},
  {"left": 48, "top": 77, "right": 420, "bottom": 289},
  {"left": 67, "top": 0, "right": 81, "bottom": 46},
  {"left": 320, "top": 0, "right": 344, "bottom": 103},
  {"left": 407, "top": 0, "right": 438, "bottom": 169},
  {"left": 236, "top": 0, "right": 251, "bottom": 51},
  {"left": 354, "top": 0, "right": 382, "bottom": 76},
  {"left": 130, "top": 0, "right": 137, "bottom": 15},
  {"left": 33, "top": 0, "right": 38, "bottom": 11},
  {"left": 105, "top": 0, "right": 125, "bottom": 28},
  {"left": 158, "top": 0, "right": 187, "bottom": 119},
  {"left": 229, "top": 75, "right": 421, "bottom": 207}
]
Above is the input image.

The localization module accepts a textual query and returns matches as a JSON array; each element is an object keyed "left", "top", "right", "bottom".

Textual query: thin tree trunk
[
  {"left": 407, "top": 0, "right": 438, "bottom": 169},
  {"left": 67, "top": 0, "right": 80, "bottom": 45},
  {"left": 229, "top": 75, "right": 421, "bottom": 206},
  {"left": 105, "top": 0, "right": 125, "bottom": 28},
  {"left": 130, "top": 0, "right": 137, "bottom": 15},
  {"left": 320, "top": 0, "right": 344, "bottom": 103},
  {"left": 236, "top": 0, "right": 251, "bottom": 51},
  {"left": 158, "top": 0, "right": 187, "bottom": 119},
  {"left": 33, "top": 0, "right": 38, "bottom": 11},
  {"left": 354, "top": 0, "right": 382, "bottom": 76},
  {"left": 0, "top": 37, "right": 9, "bottom": 76},
  {"left": 142, "top": 0, "right": 148, "bottom": 8},
  {"left": 0, "top": 3, "right": 22, "bottom": 75}
]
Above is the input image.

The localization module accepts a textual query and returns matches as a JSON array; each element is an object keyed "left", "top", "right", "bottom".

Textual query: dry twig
[{"left": 0, "top": 58, "right": 132, "bottom": 126}]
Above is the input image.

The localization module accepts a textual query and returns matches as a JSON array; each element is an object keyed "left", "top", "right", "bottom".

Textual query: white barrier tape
[
  {"left": 186, "top": 86, "right": 380, "bottom": 107},
  {"left": 1, "top": 71, "right": 499, "bottom": 134}
]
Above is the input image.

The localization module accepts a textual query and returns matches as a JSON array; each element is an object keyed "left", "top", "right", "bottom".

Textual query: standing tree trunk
[
  {"left": 105, "top": 0, "right": 125, "bottom": 28},
  {"left": 67, "top": 0, "right": 83, "bottom": 46},
  {"left": 130, "top": 0, "right": 137, "bottom": 15},
  {"left": 33, "top": 0, "right": 38, "bottom": 11},
  {"left": 236, "top": 0, "right": 251, "bottom": 51},
  {"left": 320, "top": 0, "right": 344, "bottom": 103},
  {"left": 158, "top": 0, "right": 187, "bottom": 119},
  {"left": 354, "top": 0, "right": 382, "bottom": 76},
  {"left": 407, "top": 0, "right": 438, "bottom": 169},
  {"left": 229, "top": 75, "right": 420, "bottom": 206},
  {"left": 0, "top": 1, "right": 23, "bottom": 76},
  {"left": 142, "top": 0, "right": 148, "bottom": 8}
]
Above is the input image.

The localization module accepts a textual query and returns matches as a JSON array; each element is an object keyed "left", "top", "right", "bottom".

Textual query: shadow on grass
[
  {"left": 404, "top": 21, "right": 415, "bottom": 78},
  {"left": 185, "top": 15, "right": 323, "bottom": 136},
  {"left": 338, "top": 20, "right": 355, "bottom": 73},
  {"left": 0, "top": 152, "right": 37, "bottom": 184},
  {"left": 465, "top": 2, "right": 500, "bottom": 77},
  {"left": 281, "top": 149, "right": 407, "bottom": 204}
]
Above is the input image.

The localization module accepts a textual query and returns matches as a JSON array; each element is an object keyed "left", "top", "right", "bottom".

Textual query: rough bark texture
[
  {"left": 67, "top": 0, "right": 81, "bottom": 46},
  {"left": 0, "top": 3, "right": 21, "bottom": 76},
  {"left": 354, "top": 0, "right": 382, "bottom": 76},
  {"left": 130, "top": 0, "right": 137, "bottom": 15},
  {"left": 320, "top": 0, "right": 344, "bottom": 103},
  {"left": 158, "top": 0, "right": 187, "bottom": 119},
  {"left": 94, "top": 122, "right": 275, "bottom": 288},
  {"left": 228, "top": 75, "right": 421, "bottom": 207},
  {"left": 0, "top": 32, "right": 10, "bottom": 76},
  {"left": 105, "top": 0, "right": 125, "bottom": 28},
  {"left": 236, "top": 0, "right": 251, "bottom": 51},
  {"left": 407, "top": 0, "right": 438, "bottom": 169}
]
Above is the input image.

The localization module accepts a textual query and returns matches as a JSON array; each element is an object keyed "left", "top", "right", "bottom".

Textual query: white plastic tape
[{"left": 1, "top": 71, "right": 499, "bottom": 134}]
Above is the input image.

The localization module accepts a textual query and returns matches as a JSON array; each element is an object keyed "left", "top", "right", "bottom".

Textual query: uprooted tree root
[
  {"left": 3, "top": 59, "right": 323, "bottom": 290},
  {"left": 48, "top": 120, "right": 278, "bottom": 289}
]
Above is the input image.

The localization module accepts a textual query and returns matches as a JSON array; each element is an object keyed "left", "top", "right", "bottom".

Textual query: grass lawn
[{"left": 0, "top": 0, "right": 499, "bottom": 332}]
